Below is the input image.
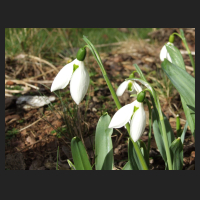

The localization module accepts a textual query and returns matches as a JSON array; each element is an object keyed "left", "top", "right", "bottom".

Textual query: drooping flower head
[
  {"left": 160, "top": 34, "right": 175, "bottom": 62},
  {"left": 116, "top": 71, "right": 142, "bottom": 96},
  {"left": 51, "top": 47, "right": 90, "bottom": 105},
  {"left": 109, "top": 82, "right": 146, "bottom": 142}
]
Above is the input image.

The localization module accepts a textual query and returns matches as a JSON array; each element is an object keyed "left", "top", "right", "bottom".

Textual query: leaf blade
[
  {"left": 71, "top": 137, "right": 92, "bottom": 170},
  {"left": 95, "top": 113, "right": 114, "bottom": 170}
]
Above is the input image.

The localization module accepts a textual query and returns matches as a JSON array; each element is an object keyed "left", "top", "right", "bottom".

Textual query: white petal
[
  {"left": 133, "top": 81, "right": 142, "bottom": 93},
  {"left": 116, "top": 81, "right": 129, "bottom": 96},
  {"left": 70, "top": 61, "right": 90, "bottom": 105},
  {"left": 160, "top": 45, "right": 168, "bottom": 62},
  {"left": 166, "top": 52, "right": 172, "bottom": 62},
  {"left": 109, "top": 101, "right": 136, "bottom": 129},
  {"left": 51, "top": 59, "right": 77, "bottom": 92},
  {"left": 160, "top": 42, "right": 174, "bottom": 62},
  {"left": 166, "top": 42, "right": 174, "bottom": 62},
  {"left": 130, "top": 103, "right": 146, "bottom": 142}
]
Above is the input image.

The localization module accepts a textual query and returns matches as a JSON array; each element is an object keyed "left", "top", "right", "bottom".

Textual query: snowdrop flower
[
  {"left": 116, "top": 79, "right": 142, "bottom": 96},
  {"left": 109, "top": 91, "right": 146, "bottom": 142},
  {"left": 160, "top": 42, "right": 174, "bottom": 62},
  {"left": 160, "top": 35, "right": 175, "bottom": 62},
  {"left": 51, "top": 48, "right": 90, "bottom": 105}
]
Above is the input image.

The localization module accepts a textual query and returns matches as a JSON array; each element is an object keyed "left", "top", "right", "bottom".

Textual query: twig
[
  {"left": 5, "top": 79, "right": 39, "bottom": 90},
  {"left": 23, "top": 68, "right": 57, "bottom": 80},
  {"left": 180, "top": 50, "right": 195, "bottom": 56},
  {"left": 19, "top": 113, "right": 51, "bottom": 132},
  {"left": 16, "top": 134, "right": 49, "bottom": 152},
  {"left": 94, "top": 42, "right": 123, "bottom": 48},
  {"left": 26, "top": 54, "right": 59, "bottom": 72},
  {"left": 114, "top": 128, "right": 124, "bottom": 147}
]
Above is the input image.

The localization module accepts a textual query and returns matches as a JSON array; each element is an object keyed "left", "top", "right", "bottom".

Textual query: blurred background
[{"left": 5, "top": 28, "right": 156, "bottom": 63}]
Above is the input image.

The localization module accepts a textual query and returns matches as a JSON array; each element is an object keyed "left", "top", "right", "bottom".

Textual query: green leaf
[
  {"left": 122, "top": 161, "right": 133, "bottom": 170},
  {"left": 163, "top": 112, "right": 175, "bottom": 145},
  {"left": 170, "top": 138, "right": 183, "bottom": 170},
  {"left": 152, "top": 108, "right": 175, "bottom": 164},
  {"left": 95, "top": 113, "right": 114, "bottom": 170},
  {"left": 161, "top": 59, "right": 195, "bottom": 137},
  {"left": 71, "top": 137, "right": 92, "bottom": 170},
  {"left": 166, "top": 43, "right": 195, "bottom": 137},
  {"left": 166, "top": 44, "right": 185, "bottom": 70},
  {"left": 181, "top": 121, "right": 188, "bottom": 144},
  {"left": 138, "top": 140, "right": 149, "bottom": 168},
  {"left": 181, "top": 97, "right": 195, "bottom": 138},
  {"left": 67, "top": 159, "right": 76, "bottom": 170},
  {"left": 161, "top": 59, "right": 195, "bottom": 108},
  {"left": 133, "top": 64, "right": 147, "bottom": 81},
  {"left": 152, "top": 109, "right": 167, "bottom": 163},
  {"left": 128, "top": 139, "right": 141, "bottom": 170}
]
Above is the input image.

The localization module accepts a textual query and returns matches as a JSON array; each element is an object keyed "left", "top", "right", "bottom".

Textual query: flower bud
[
  {"left": 137, "top": 91, "right": 146, "bottom": 102},
  {"left": 76, "top": 47, "right": 86, "bottom": 61},
  {"left": 169, "top": 34, "right": 174, "bottom": 43}
]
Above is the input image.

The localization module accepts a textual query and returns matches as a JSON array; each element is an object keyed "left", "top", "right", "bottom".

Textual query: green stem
[
  {"left": 128, "top": 79, "right": 173, "bottom": 170},
  {"left": 103, "top": 71, "right": 148, "bottom": 171},
  {"left": 160, "top": 116, "right": 173, "bottom": 170},
  {"left": 145, "top": 98, "right": 152, "bottom": 158},
  {"left": 83, "top": 36, "right": 148, "bottom": 170},
  {"left": 125, "top": 123, "right": 148, "bottom": 170},
  {"left": 155, "top": 93, "right": 173, "bottom": 170}
]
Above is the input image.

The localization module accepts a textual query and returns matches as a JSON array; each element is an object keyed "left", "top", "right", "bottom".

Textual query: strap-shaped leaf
[
  {"left": 163, "top": 112, "right": 175, "bottom": 145},
  {"left": 128, "top": 139, "right": 141, "bottom": 170},
  {"left": 152, "top": 109, "right": 167, "bottom": 163},
  {"left": 138, "top": 140, "right": 149, "bottom": 168},
  {"left": 181, "top": 121, "right": 188, "bottom": 144},
  {"left": 134, "top": 64, "right": 147, "bottom": 81},
  {"left": 122, "top": 161, "right": 133, "bottom": 170},
  {"left": 95, "top": 113, "right": 114, "bottom": 170},
  {"left": 165, "top": 44, "right": 195, "bottom": 138},
  {"left": 67, "top": 159, "right": 76, "bottom": 170},
  {"left": 170, "top": 138, "right": 183, "bottom": 170},
  {"left": 181, "top": 97, "right": 195, "bottom": 138},
  {"left": 161, "top": 59, "right": 195, "bottom": 109},
  {"left": 71, "top": 137, "right": 92, "bottom": 170},
  {"left": 152, "top": 108, "right": 175, "bottom": 164},
  {"left": 166, "top": 44, "right": 185, "bottom": 70}
]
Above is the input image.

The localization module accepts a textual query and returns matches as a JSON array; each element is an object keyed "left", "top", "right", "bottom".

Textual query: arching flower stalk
[{"left": 109, "top": 81, "right": 146, "bottom": 142}]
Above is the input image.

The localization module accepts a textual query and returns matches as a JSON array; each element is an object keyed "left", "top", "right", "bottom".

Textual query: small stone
[
  {"left": 149, "top": 158, "right": 154, "bottom": 164},
  {"left": 92, "top": 96, "right": 99, "bottom": 102},
  {"left": 92, "top": 108, "right": 97, "bottom": 112},
  {"left": 6, "top": 81, "right": 14, "bottom": 85},
  {"left": 191, "top": 151, "right": 195, "bottom": 158}
]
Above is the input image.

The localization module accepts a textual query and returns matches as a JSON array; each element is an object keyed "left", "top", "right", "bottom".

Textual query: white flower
[
  {"left": 116, "top": 80, "right": 142, "bottom": 96},
  {"left": 160, "top": 42, "right": 174, "bottom": 62},
  {"left": 109, "top": 100, "right": 146, "bottom": 142},
  {"left": 51, "top": 59, "right": 90, "bottom": 105}
]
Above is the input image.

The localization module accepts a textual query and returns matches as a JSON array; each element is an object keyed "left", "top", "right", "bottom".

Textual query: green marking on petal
[
  {"left": 128, "top": 82, "right": 133, "bottom": 91},
  {"left": 131, "top": 106, "right": 139, "bottom": 120},
  {"left": 134, "top": 106, "right": 139, "bottom": 113},
  {"left": 73, "top": 64, "right": 79, "bottom": 72}
]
